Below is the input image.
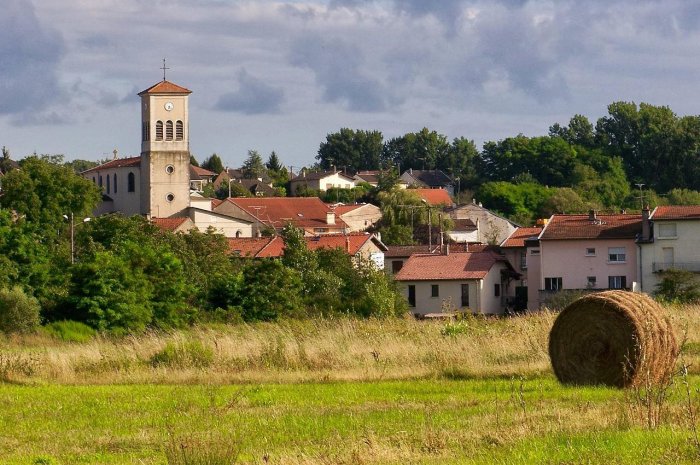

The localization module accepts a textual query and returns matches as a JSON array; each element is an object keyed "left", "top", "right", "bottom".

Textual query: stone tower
[{"left": 137, "top": 80, "right": 192, "bottom": 218}]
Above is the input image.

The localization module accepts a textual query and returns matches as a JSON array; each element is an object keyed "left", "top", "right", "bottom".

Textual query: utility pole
[{"left": 635, "top": 183, "right": 645, "bottom": 210}]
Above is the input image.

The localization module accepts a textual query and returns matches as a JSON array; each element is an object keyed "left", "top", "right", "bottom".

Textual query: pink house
[{"left": 527, "top": 212, "right": 641, "bottom": 310}]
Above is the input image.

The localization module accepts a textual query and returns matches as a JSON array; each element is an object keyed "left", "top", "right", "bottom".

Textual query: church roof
[
  {"left": 138, "top": 80, "right": 192, "bottom": 96},
  {"left": 81, "top": 156, "right": 141, "bottom": 173}
]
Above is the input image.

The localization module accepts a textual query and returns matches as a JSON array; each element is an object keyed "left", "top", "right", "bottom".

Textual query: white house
[
  {"left": 394, "top": 250, "right": 520, "bottom": 316},
  {"left": 289, "top": 170, "right": 357, "bottom": 194}
]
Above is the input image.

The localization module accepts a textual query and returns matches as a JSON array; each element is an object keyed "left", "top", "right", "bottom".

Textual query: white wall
[{"left": 640, "top": 219, "right": 700, "bottom": 293}]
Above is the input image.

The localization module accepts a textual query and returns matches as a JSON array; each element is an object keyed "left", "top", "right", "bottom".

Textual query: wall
[
  {"left": 340, "top": 204, "right": 382, "bottom": 232},
  {"left": 449, "top": 204, "right": 516, "bottom": 245},
  {"left": 84, "top": 166, "right": 142, "bottom": 216},
  {"left": 188, "top": 209, "right": 254, "bottom": 237},
  {"left": 640, "top": 219, "right": 700, "bottom": 293}
]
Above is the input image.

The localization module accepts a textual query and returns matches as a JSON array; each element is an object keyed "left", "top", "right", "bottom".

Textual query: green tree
[
  {"left": 201, "top": 153, "right": 224, "bottom": 174},
  {"left": 266, "top": 151, "right": 282, "bottom": 172},
  {"left": 666, "top": 188, "right": 700, "bottom": 205},
  {"left": 242, "top": 150, "right": 267, "bottom": 179},
  {"left": 317, "top": 128, "right": 384, "bottom": 172},
  {"left": 383, "top": 128, "right": 449, "bottom": 171},
  {"left": 655, "top": 269, "right": 700, "bottom": 304},
  {"left": 0, "top": 286, "right": 41, "bottom": 334},
  {"left": 189, "top": 154, "right": 200, "bottom": 167}
]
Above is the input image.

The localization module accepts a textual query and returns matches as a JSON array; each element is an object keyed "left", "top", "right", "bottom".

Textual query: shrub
[
  {"left": 42, "top": 320, "right": 96, "bottom": 343},
  {"left": 655, "top": 269, "right": 700, "bottom": 304},
  {"left": 0, "top": 286, "right": 41, "bottom": 334},
  {"left": 151, "top": 340, "right": 214, "bottom": 369}
]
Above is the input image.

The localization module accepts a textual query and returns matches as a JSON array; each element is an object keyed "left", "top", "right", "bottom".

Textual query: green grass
[{"left": 1, "top": 376, "right": 700, "bottom": 464}]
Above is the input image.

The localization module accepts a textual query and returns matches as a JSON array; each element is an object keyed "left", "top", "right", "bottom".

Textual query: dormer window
[
  {"left": 155, "top": 121, "right": 163, "bottom": 141},
  {"left": 176, "top": 121, "right": 184, "bottom": 141},
  {"left": 166, "top": 121, "right": 173, "bottom": 141}
]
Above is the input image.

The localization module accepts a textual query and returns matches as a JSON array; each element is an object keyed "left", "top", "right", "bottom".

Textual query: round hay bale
[{"left": 548, "top": 290, "right": 677, "bottom": 388}]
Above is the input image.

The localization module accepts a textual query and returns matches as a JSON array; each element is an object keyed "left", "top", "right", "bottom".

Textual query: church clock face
[{"left": 164, "top": 102, "right": 174, "bottom": 111}]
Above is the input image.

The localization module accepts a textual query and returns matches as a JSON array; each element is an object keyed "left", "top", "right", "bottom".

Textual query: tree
[
  {"left": 241, "top": 150, "right": 266, "bottom": 179},
  {"left": 383, "top": 128, "right": 450, "bottom": 172},
  {"left": 655, "top": 269, "right": 700, "bottom": 303},
  {"left": 266, "top": 151, "right": 282, "bottom": 172},
  {"left": 317, "top": 128, "right": 384, "bottom": 173},
  {"left": 549, "top": 114, "right": 595, "bottom": 147},
  {"left": 201, "top": 153, "right": 224, "bottom": 174},
  {"left": 666, "top": 188, "right": 700, "bottom": 205},
  {"left": 189, "top": 154, "right": 200, "bottom": 167}
]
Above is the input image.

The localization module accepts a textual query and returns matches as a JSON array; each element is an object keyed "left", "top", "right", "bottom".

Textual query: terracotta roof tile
[
  {"left": 227, "top": 237, "right": 275, "bottom": 257},
  {"left": 540, "top": 214, "right": 641, "bottom": 240},
  {"left": 651, "top": 205, "right": 700, "bottom": 220},
  {"left": 81, "top": 156, "right": 141, "bottom": 173},
  {"left": 414, "top": 188, "right": 453, "bottom": 206},
  {"left": 394, "top": 251, "right": 502, "bottom": 281},
  {"left": 384, "top": 245, "right": 436, "bottom": 258},
  {"left": 501, "top": 227, "right": 543, "bottom": 248},
  {"left": 138, "top": 80, "right": 192, "bottom": 95},
  {"left": 225, "top": 197, "right": 348, "bottom": 230},
  {"left": 232, "top": 233, "right": 381, "bottom": 258},
  {"left": 190, "top": 165, "right": 217, "bottom": 179},
  {"left": 152, "top": 217, "right": 190, "bottom": 231}
]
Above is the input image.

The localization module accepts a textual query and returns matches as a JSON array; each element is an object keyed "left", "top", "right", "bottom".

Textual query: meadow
[{"left": 2, "top": 306, "right": 700, "bottom": 464}]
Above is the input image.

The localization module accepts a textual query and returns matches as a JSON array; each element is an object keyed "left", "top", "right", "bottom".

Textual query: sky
[{"left": 2, "top": 0, "right": 700, "bottom": 170}]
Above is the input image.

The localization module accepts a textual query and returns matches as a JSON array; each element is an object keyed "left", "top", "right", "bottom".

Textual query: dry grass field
[{"left": 2, "top": 305, "right": 700, "bottom": 464}]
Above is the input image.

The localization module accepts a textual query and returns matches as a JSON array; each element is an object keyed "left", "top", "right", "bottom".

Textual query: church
[{"left": 82, "top": 77, "right": 255, "bottom": 236}]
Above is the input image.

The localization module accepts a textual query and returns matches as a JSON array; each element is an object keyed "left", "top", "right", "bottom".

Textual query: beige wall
[
  {"left": 188, "top": 209, "right": 253, "bottom": 237},
  {"left": 340, "top": 204, "right": 382, "bottom": 232},
  {"left": 141, "top": 151, "right": 191, "bottom": 218},
  {"left": 141, "top": 94, "right": 189, "bottom": 154},
  {"left": 526, "top": 246, "right": 542, "bottom": 311},
  {"left": 449, "top": 204, "right": 516, "bottom": 245},
  {"left": 84, "top": 166, "right": 142, "bottom": 216},
  {"left": 640, "top": 219, "right": 700, "bottom": 293}
]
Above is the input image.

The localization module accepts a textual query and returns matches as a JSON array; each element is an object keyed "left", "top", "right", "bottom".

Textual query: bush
[
  {"left": 151, "top": 340, "right": 214, "bottom": 369},
  {"left": 655, "top": 268, "right": 700, "bottom": 304},
  {"left": 542, "top": 289, "right": 591, "bottom": 311},
  {"left": 0, "top": 286, "right": 41, "bottom": 334},
  {"left": 42, "top": 320, "right": 96, "bottom": 343}
]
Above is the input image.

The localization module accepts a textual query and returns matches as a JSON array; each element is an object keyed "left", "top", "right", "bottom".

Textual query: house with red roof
[
  {"left": 638, "top": 205, "right": 700, "bottom": 293},
  {"left": 447, "top": 201, "right": 518, "bottom": 245},
  {"left": 213, "top": 197, "right": 349, "bottom": 236},
  {"left": 527, "top": 211, "right": 642, "bottom": 310},
  {"left": 227, "top": 233, "right": 387, "bottom": 268},
  {"left": 394, "top": 249, "right": 520, "bottom": 316},
  {"left": 412, "top": 188, "right": 454, "bottom": 208}
]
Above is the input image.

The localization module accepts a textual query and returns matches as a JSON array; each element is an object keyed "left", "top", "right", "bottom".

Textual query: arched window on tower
[
  {"left": 142, "top": 122, "right": 149, "bottom": 141},
  {"left": 106, "top": 174, "right": 110, "bottom": 194},
  {"left": 176, "top": 120, "right": 184, "bottom": 141},
  {"left": 128, "top": 172, "right": 135, "bottom": 193},
  {"left": 155, "top": 121, "right": 163, "bottom": 141},
  {"left": 114, "top": 173, "right": 118, "bottom": 193},
  {"left": 166, "top": 121, "right": 173, "bottom": 141}
]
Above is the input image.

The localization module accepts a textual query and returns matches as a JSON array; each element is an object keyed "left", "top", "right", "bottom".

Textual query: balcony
[{"left": 652, "top": 262, "right": 700, "bottom": 273}]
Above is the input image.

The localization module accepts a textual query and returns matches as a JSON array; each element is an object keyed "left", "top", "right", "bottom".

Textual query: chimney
[
  {"left": 588, "top": 209, "right": 596, "bottom": 221},
  {"left": 345, "top": 235, "right": 350, "bottom": 253},
  {"left": 445, "top": 241, "right": 450, "bottom": 256},
  {"left": 642, "top": 204, "right": 651, "bottom": 240},
  {"left": 326, "top": 211, "right": 336, "bottom": 225}
]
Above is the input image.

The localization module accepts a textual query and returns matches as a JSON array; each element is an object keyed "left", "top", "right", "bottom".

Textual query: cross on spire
[{"left": 160, "top": 58, "right": 170, "bottom": 81}]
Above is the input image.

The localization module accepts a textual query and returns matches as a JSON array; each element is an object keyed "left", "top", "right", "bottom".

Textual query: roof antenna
[{"left": 161, "top": 58, "right": 170, "bottom": 81}]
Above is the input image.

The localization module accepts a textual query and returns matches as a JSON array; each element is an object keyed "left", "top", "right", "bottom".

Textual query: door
[{"left": 662, "top": 247, "right": 674, "bottom": 268}]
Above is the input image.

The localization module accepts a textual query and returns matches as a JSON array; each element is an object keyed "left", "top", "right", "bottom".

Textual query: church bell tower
[{"left": 137, "top": 67, "right": 192, "bottom": 218}]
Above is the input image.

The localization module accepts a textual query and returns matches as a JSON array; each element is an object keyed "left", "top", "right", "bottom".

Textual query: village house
[
  {"left": 638, "top": 205, "right": 700, "bottom": 294},
  {"left": 331, "top": 203, "right": 382, "bottom": 232},
  {"left": 189, "top": 165, "right": 217, "bottom": 192},
  {"left": 384, "top": 245, "right": 436, "bottom": 275},
  {"left": 527, "top": 211, "right": 641, "bottom": 310},
  {"left": 289, "top": 170, "right": 356, "bottom": 194},
  {"left": 447, "top": 201, "right": 518, "bottom": 245},
  {"left": 353, "top": 170, "right": 408, "bottom": 189},
  {"left": 400, "top": 169, "right": 455, "bottom": 196},
  {"left": 394, "top": 248, "right": 520, "bottom": 316},
  {"left": 500, "top": 226, "right": 543, "bottom": 311},
  {"left": 212, "top": 168, "right": 277, "bottom": 197},
  {"left": 227, "top": 232, "right": 387, "bottom": 268},
  {"left": 412, "top": 188, "right": 454, "bottom": 208},
  {"left": 213, "top": 196, "right": 349, "bottom": 236}
]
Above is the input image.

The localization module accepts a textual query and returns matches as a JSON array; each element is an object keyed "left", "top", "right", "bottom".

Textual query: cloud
[
  {"left": 215, "top": 69, "right": 284, "bottom": 115},
  {"left": 0, "top": 0, "right": 65, "bottom": 117},
  {"left": 289, "top": 34, "right": 398, "bottom": 112}
]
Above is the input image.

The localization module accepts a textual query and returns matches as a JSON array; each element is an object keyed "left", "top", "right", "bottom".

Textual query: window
[
  {"left": 176, "top": 120, "right": 184, "bottom": 141},
  {"left": 461, "top": 284, "right": 469, "bottom": 307},
  {"left": 658, "top": 223, "right": 677, "bottom": 238},
  {"left": 142, "top": 122, "right": 149, "bottom": 141},
  {"left": 166, "top": 120, "right": 173, "bottom": 141},
  {"left": 585, "top": 247, "right": 596, "bottom": 256},
  {"left": 235, "top": 230, "right": 242, "bottom": 238},
  {"left": 431, "top": 284, "right": 439, "bottom": 297},
  {"left": 408, "top": 285, "right": 416, "bottom": 307},
  {"left": 166, "top": 193, "right": 175, "bottom": 202},
  {"left": 392, "top": 260, "right": 403, "bottom": 274},
  {"left": 106, "top": 174, "right": 110, "bottom": 194},
  {"left": 98, "top": 175, "right": 103, "bottom": 187},
  {"left": 530, "top": 249, "right": 540, "bottom": 255},
  {"left": 608, "top": 247, "right": 626, "bottom": 262},
  {"left": 165, "top": 165, "right": 175, "bottom": 174},
  {"left": 92, "top": 176, "right": 95, "bottom": 183},
  {"left": 127, "top": 172, "right": 135, "bottom": 192},
  {"left": 519, "top": 251, "right": 527, "bottom": 270},
  {"left": 545, "top": 277, "right": 563, "bottom": 291},
  {"left": 608, "top": 275, "right": 627, "bottom": 289},
  {"left": 587, "top": 276, "right": 597, "bottom": 288},
  {"left": 113, "top": 174, "right": 117, "bottom": 193},
  {"left": 494, "top": 284, "right": 501, "bottom": 297},
  {"left": 155, "top": 121, "right": 163, "bottom": 141}
]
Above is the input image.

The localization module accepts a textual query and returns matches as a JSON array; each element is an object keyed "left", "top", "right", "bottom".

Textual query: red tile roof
[
  {"left": 501, "top": 227, "right": 543, "bottom": 248},
  {"left": 394, "top": 251, "right": 504, "bottom": 281},
  {"left": 227, "top": 237, "right": 275, "bottom": 257},
  {"left": 385, "top": 245, "right": 436, "bottom": 258},
  {"left": 413, "top": 188, "right": 453, "bottom": 206},
  {"left": 228, "top": 233, "right": 381, "bottom": 258},
  {"left": 332, "top": 204, "right": 365, "bottom": 215},
  {"left": 138, "top": 80, "right": 192, "bottom": 95},
  {"left": 190, "top": 165, "right": 217, "bottom": 178},
  {"left": 540, "top": 214, "right": 641, "bottom": 240},
  {"left": 152, "top": 217, "right": 190, "bottom": 232},
  {"left": 651, "top": 206, "right": 700, "bottom": 220},
  {"left": 81, "top": 156, "right": 141, "bottom": 173},
  {"left": 225, "top": 197, "right": 348, "bottom": 230}
]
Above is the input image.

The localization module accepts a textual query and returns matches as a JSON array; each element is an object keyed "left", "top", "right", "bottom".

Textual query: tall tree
[
  {"left": 383, "top": 128, "right": 450, "bottom": 172},
  {"left": 266, "top": 151, "right": 282, "bottom": 172},
  {"left": 201, "top": 153, "right": 224, "bottom": 174},
  {"left": 241, "top": 150, "right": 266, "bottom": 179},
  {"left": 317, "top": 128, "right": 383, "bottom": 173}
]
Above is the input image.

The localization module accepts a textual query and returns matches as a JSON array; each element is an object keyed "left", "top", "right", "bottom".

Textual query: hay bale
[{"left": 548, "top": 290, "right": 677, "bottom": 388}]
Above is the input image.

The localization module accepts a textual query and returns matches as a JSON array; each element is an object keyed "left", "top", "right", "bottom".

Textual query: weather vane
[{"left": 160, "top": 58, "right": 170, "bottom": 81}]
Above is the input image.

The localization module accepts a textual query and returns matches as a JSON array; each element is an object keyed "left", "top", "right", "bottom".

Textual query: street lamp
[{"left": 63, "top": 213, "right": 91, "bottom": 264}]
